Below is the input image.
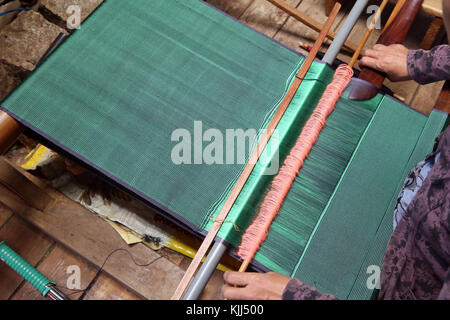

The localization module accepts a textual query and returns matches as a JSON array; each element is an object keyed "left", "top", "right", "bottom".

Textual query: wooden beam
[
  {"left": 420, "top": 16, "right": 444, "bottom": 50},
  {"left": 0, "top": 182, "right": 185, "bottom": 299},
  {"left": 434, "top": 80, "right": 450, "bottom": 113},
  {"left": 265, "top": 0, "right": 359, "bottom": 52},
  {"left": 10, "top": 244, "right": 98, "bottom": 300},
  {"left": 0, "top": 111, "right": 23, "bottom": 154},
  {"left": 325, "top": 0, "right": 339, "bottom": 16}
]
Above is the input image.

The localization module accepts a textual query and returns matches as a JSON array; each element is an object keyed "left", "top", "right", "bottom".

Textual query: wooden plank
[
  {"left": 325, "top": 0, "right": 443, "bottom": 18},
  {"left": 240, "top": 0, "right": 303, "bottom": 38},
  {"left": 420, "top": 17, "right": 444, "bottom": 50},
  {"left": 265, "top": 0, "right": 358, "bottom": 51},
  {"left": 0, "top": 215, "right": 54, "bottom": 300},
  {"left": 274, "top": 0, "right": 346, "bottom": 52},
  {"left": 410, "top": 80, "right": 445, "bottom": 115},
  {"left": 0, "top": 203, "right": 13, "bottom": 228},
  {"left": 325, "top": 0, "right": 336, "bottom": 16},
  {"left": 0, "top": 182, "right": 185, "bottom": 299},
  {"left": 383, "top": 80, "right": 419, "bottom": 106},
  {"left": 204, "top": 0, "right": 255, "bottom": 18},
  {"left": 422, "top": 0, "right": 443, "bottom": 18},
  {"left": 0, "top": 157, "right": 52, "bottom": 211},
  {"left": 11, "top": 244, "right": 98, "bottom": 300},
  {"left": 432, "top": 80, "right": 450, "bottom": 113},
  {"left": 267, "top": 0, "right": 333, "bottom": 33},
  {"left": 83, "top": 273, "right": 142, "bottom": 300}
]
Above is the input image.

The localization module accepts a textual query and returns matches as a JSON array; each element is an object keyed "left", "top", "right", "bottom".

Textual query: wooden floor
[
  {"left": 0, "top": 0, "right": 446, "bottom": 300},
  {"left": 0, "top": 203, "right": 225, "bottom": 300},
  {"left": 0, "top": 160, "right": 226, "bottom": 300}
]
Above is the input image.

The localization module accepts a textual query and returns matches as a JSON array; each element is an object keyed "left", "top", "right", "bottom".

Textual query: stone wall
[{"left": 0, "top": 0, "right": 103, "bottom": 101}]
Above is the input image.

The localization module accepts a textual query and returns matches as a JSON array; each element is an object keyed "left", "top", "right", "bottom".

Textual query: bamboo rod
[
  {"left": 382, "top": 0, "right": 406, "bottom": 33},
  {"left": 170, "top": 2, "right": 342, "bottom": 300}
]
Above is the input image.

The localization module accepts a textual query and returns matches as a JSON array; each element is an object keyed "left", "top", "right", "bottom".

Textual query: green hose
[{"left": 0, "top": 241, "right": 54, "bottom": 296}]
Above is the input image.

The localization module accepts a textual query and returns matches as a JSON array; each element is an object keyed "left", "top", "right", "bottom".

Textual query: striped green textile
[
  {"left": 1, "top": 0, "right": 304, "bottom": 232},
  {"left": 1, "top": 0, "right": 446, "bottom": 300},
  {"left": 345, "top": 109, "right": 448, "bottom": 299},
  {"left": 293, "top": 98, "right": 447, "bottom": 299},
  {"left": 208, "top": 69, "right": 380, "bottom": 275}
]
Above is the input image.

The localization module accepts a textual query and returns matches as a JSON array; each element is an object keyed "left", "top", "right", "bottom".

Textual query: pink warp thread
[{"left": 236, "top": 64, "right": 354, "bottom": 262}]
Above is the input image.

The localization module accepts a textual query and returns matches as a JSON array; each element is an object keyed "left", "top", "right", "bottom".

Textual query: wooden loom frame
[{"left": 0, "top": 0, "right": 448, "bottom": 300}]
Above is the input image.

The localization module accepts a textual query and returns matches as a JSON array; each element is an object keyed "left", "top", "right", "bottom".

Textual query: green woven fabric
[
  {"left": 293, "top": 97, "right": 447, "bottom": 299},
  {"left": 1, "top": 0, "right": 304, "bottom": 232},
  {"left": 346, "top": 109, "right": 448, "bottom": 299},
  {"left": 209, "top": 73, "right": 380, "bottom": 274}
]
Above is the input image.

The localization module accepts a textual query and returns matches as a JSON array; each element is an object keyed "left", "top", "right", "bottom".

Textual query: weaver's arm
[
  {"left": 359, "top": 44, "right": 450, "bottom": 84},
  {"left": 282, "top": 278, "right": 338, "bottom": 300},
  {"left": 221, "top": 270, "right": 339, "bottom": 300},
  {"left": 360, "top": 0, "right": 450, "bottom": 85},
  {"left": 406, "top": 45, "right": 450, "bottom": 84}
]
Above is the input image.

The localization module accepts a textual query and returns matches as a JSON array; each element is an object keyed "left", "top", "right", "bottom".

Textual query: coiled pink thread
[{"left": 236, "top": 64, "right": 354, "bottom": 262}]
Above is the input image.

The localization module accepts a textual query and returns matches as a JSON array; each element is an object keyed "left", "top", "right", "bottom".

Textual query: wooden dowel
[
  {"left": 170, "top": 2, "right": 342, "bottom": 300},
  {"left": 381, "top": 0, "right": 406, "bottom": 33},
  {"left": 0, "top": 111, "right": 23, "bottom": 154}
]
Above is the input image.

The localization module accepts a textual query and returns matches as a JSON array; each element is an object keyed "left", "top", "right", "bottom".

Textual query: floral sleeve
[
  {"left": 282, "top": 279, "right": 338, "bottom": 300},
  {"left": 407, "top": 45, "right": 450, "bottom": 85}
]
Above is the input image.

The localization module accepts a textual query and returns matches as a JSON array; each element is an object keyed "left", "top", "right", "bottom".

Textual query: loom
[{"left": 0, "top": 0, "right": 448, "bottom": 300}]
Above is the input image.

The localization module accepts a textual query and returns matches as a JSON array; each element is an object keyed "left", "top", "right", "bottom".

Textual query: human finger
[
  {"left": 363, "top": 48, "right": 383, "bottom": 59},
  {"left": 373, "top": 44, "right": 387, "bottom": 51},
  {"left": 223, "top": 271, "right": 255, "bottom": 287},
  {"left": 222, "top": 284, "right": 255, "bottom": 300},
  {"left": 359, "top": 56, "right": 381, "bottom": 71}
]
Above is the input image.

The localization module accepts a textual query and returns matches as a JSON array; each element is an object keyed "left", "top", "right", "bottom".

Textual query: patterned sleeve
[
  {"left": 407, "top": 45, "right": 450, "bottom": 85},
  {"left": 282, "top": 279, "right": 338, "bottom": 300}
]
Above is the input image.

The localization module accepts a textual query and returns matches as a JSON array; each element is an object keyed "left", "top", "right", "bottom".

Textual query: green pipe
[{"left": 0, "top": 241, "right": 54, "bottom": 297}]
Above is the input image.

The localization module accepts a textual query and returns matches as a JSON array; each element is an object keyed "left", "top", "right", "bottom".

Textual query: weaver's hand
[
  {"left": 222, "top": 271, "right": 291, "bottom": 300},
  {"left": 359, "top": 44, "right": 411, "bottom": 82}
]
